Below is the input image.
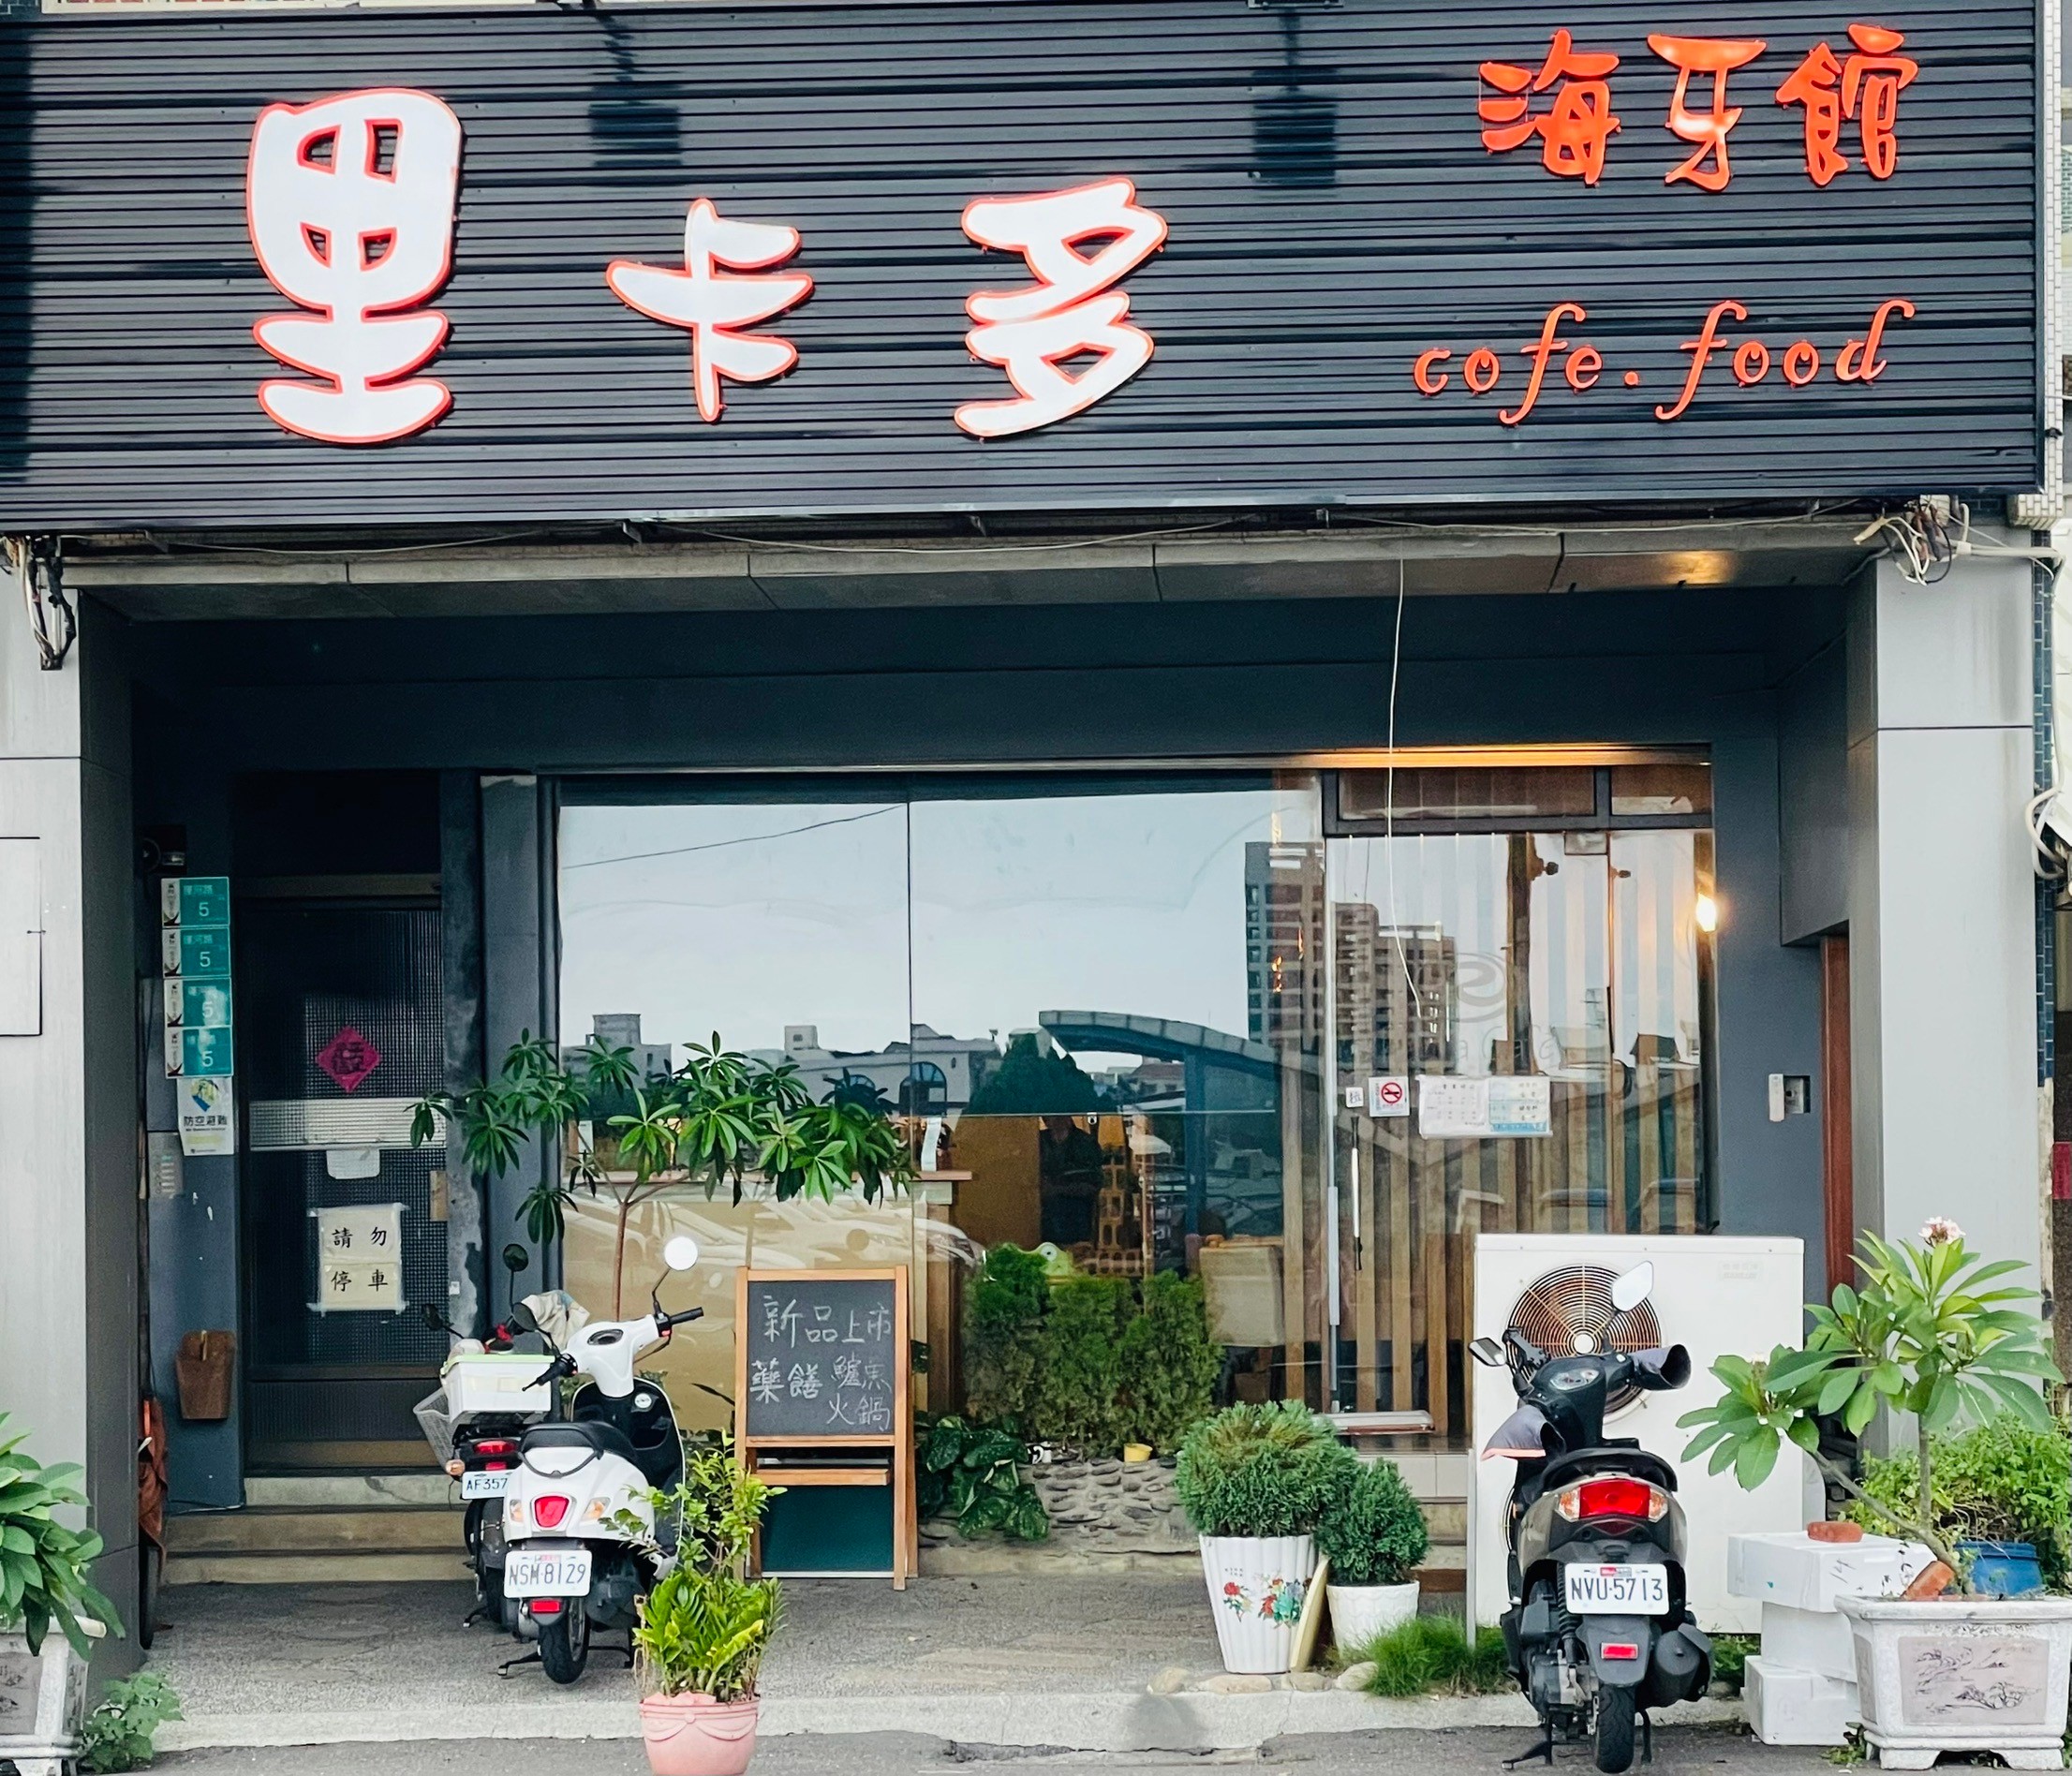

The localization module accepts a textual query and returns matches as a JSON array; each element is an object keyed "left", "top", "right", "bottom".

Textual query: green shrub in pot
[
  {"left": 1848, "top": 1415, "right": 2071, "bottom": 1590},
  {"left": 1175, "top": 1401, "right": 1357, "bottom": 1538},
  {"left": 1317, "top": 1458, "right": 1428, "bottom": 1588},
  {"left": 634, "top": 1566, "right": 781, "bottom": 1704},
  {"left": 962, "top": 1244, "right": 1050, "bottom": 1432},
  {"left": 1030, "top": 1277, "right": 1132, "bottom": 1454}
]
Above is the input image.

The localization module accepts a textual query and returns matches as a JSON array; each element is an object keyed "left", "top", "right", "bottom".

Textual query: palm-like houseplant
[{"left": 413, "top": 1032, "right": 913, "bottom": 1315}]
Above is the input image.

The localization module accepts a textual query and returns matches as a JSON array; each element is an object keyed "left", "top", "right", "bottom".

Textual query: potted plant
[
  {"left": 0, "top": 1414, "right": 119, "bottom": 1776},
  {"left": 1680, "top": 1221, "right": 2072, "bottom": 1769},
  {"left": 1318, "top": 1456, "right": 1429, "bottom": 1648},
  {"left": 629, "top": 1440, "right": 781, "bottom": 1776},
  {"left": 1175, "top": 1401, "right": 1357, "bottom": 1674},
  {"left": 414, "top": 1031, "right": 913, "bottom": 1315}
]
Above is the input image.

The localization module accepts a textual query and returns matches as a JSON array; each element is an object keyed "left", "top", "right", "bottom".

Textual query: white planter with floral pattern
[
  {"left": 0, "top": 1621, "right": 102, "bottom": 1776},
  {"left": 1199, "top": 1534, "right": 1316, "bottom": 1674},
  {"left": 1837, "top": 1594, "right": 2072, "bottom": 1769}
]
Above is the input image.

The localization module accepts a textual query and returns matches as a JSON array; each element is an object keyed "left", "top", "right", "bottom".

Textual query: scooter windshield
[{"left": 1483, "top": 1403, "right": 1549, "bottom": 1458}]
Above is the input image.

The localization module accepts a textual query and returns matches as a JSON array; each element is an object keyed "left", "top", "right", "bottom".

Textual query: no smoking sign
[{"left": 1366, "top": 1075, "right": 1411, "bottom": 1118}]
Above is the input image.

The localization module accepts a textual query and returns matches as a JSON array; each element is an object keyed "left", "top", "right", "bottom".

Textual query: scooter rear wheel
[
  {"left": 1594, "top": 1685, "right": 1636, "bottom": 1774},
  {"left": 539, "top": 1604, "right": 591, "bottom": 1683}
]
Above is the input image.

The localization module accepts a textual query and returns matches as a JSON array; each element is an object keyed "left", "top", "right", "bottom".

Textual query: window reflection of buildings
[
  {"left": 1244, "top": 841, "right": 1324, "bottom": 1054},
  {"left": 1333, "top": 904, "right": 1457, "bottom": 1075},
  {"left": 750, "top": 1022, "right": 998, "bottom": 1113}
]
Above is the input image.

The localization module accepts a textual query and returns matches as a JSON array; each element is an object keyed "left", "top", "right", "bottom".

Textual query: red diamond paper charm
[{"left": 316, "top": 1027, "right": 382, "bottom": 1094}]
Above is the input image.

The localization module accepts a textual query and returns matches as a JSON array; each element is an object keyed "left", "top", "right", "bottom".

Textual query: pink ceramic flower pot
[{"left": 640, "top": 1692, "right": 762, "bottom": 1776}]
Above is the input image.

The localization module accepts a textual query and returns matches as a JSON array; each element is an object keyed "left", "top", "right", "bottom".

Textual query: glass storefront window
[
  {"left": 557, "top": 763, "right": 1713, "bottom": 1448},
  {"left": 1327, "top": 826, "right": 1713, "bottom": 1435}
]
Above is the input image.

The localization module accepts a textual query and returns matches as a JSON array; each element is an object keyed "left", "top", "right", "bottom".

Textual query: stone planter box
[
  {"left": 1836, "top": 1593, "right": 2072, "bottom": 1769},
  {"left": 920, "top": 1457, "right": 1195, "bottom": 1572},
  {"left": 0, "top": 1621, "right": 101, "bottom": 1776}
]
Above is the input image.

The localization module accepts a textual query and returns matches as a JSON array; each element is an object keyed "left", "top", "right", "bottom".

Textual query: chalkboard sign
[
  {"left": 740, "top": 1273, "right": 901, "bottom": 1442},
  {"left": 734, "top": 1266, "right": 915, "bottom": 1586}
]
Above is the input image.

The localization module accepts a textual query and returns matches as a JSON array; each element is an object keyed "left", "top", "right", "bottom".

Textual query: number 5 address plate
[{"left": 1563, "top": 1563, "right": 1668, "bottom": 1614}]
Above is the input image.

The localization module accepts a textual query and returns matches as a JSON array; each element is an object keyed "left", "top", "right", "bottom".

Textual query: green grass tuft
[{"left": 1351, "top": 1615, "right": 1514, "bottom": 1697}]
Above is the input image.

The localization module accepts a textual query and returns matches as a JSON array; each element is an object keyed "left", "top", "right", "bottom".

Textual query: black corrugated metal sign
[{"left": 0, "top": 1, "right": 2044, "bottom": 528}]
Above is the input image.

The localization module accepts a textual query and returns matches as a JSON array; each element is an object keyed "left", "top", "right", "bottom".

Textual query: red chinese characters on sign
[
  {"left": 1777, "top": 24, "right": 1920, "bottom": 184},
  {"left": 1478, "top": 31, "right": 1622, "bottom": 185},
  {"left": 245, "top": 88, "right": 463, "bottom": 445},
  {"left": 1649, "top": 36, "right": 1768, "bottom": 191},
  {"left": 954, "top": 180, "right": 1169, "bottom": 439},
  {"left": 606, "top": 200, "right": 813, "bottom": 423},
  {"left": 316, "top": 1027, "right": 382, "bottom": 1094},
  {"left": 1483, "top": 22, "right": 1917, "bottom": 190}
]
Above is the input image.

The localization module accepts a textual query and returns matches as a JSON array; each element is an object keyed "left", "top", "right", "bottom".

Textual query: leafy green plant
[
  {"left": 1847, "top": 1415, "right": 2071, "bottom": 1589},
  {"left": 79, "top": 1674, "right": 183, "bottom": 1773},
  {"left": 963, "top": 1244, "right": 1051, "bottom": 1432},
  {"left": 1354, "top": 1616, "right": 1510, "bottom": 1696},
  {"left": 414, "top": 1031, "right": 912, "bottom": 1314},
  {"left": 0, "top": 1413, "right": 119, "bottom": 1656},
  {"left": 647, "top": 1436, "right": 779, "bottom": 1576},
  {"left": 1679, "top": 1224, "right": 2064, "bottom": 1583},
  {"left": 1175, "top": 1401, "right": 1358, "bottom": 1539},
  {"left": 1031, "top": 1277, "right": 1132, "bottom": 1454},
  {"left": 1117, "top": 1272, "right": 1221, "bottom": 1454},
  {"left": 916, "top": 1414, "right": 1049, "bottom": 1542},
  {"left": 1709, "top": 1633, "right": 1756, "bottom": 1695},
  {"left": 1316, "top": 1457, "right": 1428, "bottom": 1587},
  {"left": 633, "top": 1565, "right": 781, "bottom": 1703}
]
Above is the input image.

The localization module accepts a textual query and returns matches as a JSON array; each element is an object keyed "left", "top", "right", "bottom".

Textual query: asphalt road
[{"left": 164, "top": 1725, "right": 1833, "bottom": 1775}]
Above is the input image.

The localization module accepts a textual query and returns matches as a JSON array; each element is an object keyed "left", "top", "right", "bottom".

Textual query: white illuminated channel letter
[
  {"left": 955, "top": 178, "right": 1169, "bottom": 440},
  {"left": 245, "top": 88, "right": 464, "bottom": 445}
]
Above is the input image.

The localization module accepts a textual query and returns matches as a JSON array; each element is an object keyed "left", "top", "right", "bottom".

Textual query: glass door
[{"left": 1324, "top": 763, "right": 1714, "bottom": 1442}]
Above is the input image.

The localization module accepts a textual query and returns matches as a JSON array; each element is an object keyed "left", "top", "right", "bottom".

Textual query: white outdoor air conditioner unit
[{"left": 1468, "top": 1234, "right": 1808, "bottom": 1635}]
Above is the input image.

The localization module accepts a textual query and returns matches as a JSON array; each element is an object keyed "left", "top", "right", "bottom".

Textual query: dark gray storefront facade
[{"left": 0, "top": 0, "right": 2054, "bottom": 1635}]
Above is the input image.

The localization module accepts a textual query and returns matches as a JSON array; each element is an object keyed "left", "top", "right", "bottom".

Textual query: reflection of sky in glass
[
  {"left": 911, "top": 790, "right": 1311, "bottom": 1051},
  {"left": 559, "top": 803, "right": 909, "bottom": 1056},
  {"left": 558, "top": 787, "right": 1318, "bottom": 1063}
]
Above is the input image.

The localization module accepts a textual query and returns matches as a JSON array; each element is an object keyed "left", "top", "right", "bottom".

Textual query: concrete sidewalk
[{"left": 144, "top": 1576, "right": 1739, "bottom": 1755}]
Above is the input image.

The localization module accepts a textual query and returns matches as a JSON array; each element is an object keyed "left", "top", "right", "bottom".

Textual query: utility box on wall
[{"left": 1468, "top": 1234, "right": 1807, "bottom": 1635}]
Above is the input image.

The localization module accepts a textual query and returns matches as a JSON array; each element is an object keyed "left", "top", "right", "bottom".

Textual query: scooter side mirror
[
  {"left": 1469, "top": 1336, "right": 1507, "bottom": 1369},
  {"left": 1631, "top": 1343, "right": 1692, "bottom": 1390},
  {"left": 1610, "top": 1261, "right": 1654, "bottom": 1314},
  {"left": 662, "top": 1236, "right": 699, "bottom": 1274},
  {"left": 507, "top": 1302, "right": 539, "bottom": 1335},
  {"left": 502, "top": 1244, "right": 531, "bottom": 1277}
]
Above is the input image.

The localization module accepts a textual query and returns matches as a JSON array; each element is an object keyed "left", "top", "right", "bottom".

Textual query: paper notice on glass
[
  {"left": 176, "top": 1073, "right": 236, "bottom": 1156},
  {"left": 1417, "top": 1075, "right": 1553, "bottom": 1139},
  {"left": 1418, "top": 1075, "right": 1488, "bottom": 1138},
  {"left": 1487, "top": 1075, "right": 1553, "bottom": 1137}
]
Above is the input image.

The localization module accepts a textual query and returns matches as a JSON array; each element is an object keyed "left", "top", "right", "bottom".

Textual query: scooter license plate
[
  {"left": 460, "top": 1471, "right": 509, "bottom": 1500},
  {"left": 504, "top": 1547, "right": 592, "bottom": 1599},
  {"left": 1563, "top": 1563, "right": 1668, "bottom": 1614}
]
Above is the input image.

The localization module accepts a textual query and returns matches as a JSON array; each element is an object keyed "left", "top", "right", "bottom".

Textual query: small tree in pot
[
  {"left": 1678, "top": 1221, "right": 2072, "bottom": 1769},
  {"left": 1176, "top": 1402, "right": 1358, "bottom": 1674},
  {"left": 1317, "top": 1458, "right": 1429, "bottom": 1649},
  {"left": 0, "top": 1414, "right": 119, "bottom": 1775}
]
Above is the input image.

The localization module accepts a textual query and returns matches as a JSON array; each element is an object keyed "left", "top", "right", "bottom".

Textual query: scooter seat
[{"left": 522, "top": 1420, "right": 643, "bottom": 1471}]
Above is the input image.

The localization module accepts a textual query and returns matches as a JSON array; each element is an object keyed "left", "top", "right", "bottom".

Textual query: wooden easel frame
[{"left": 734, "top": 1265, "right": 915, "bottom": 1589}]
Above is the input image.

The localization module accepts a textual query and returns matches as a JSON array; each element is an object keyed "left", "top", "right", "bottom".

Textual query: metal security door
[{"left": 240, "top": 899, "right": 447, "bottom": 1471}]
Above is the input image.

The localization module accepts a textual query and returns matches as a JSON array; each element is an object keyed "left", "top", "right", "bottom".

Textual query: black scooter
[{"left": 1472, "top": 1320, "right": 1711, "bottom": 1773}]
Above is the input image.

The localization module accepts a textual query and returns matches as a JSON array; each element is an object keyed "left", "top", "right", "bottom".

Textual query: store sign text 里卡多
[{"left": 244, "top": 21, "right": 1923, "bottom": 450}]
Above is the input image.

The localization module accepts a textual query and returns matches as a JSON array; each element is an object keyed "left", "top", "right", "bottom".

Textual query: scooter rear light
[
  {"left": 533, "top": 1494, "right": 572, "bottom": 1530},
  {"left": 1557, "top": 1477, "right": 1668, "bottom": 1522},
  {"left": 531, "top": 1599, "right": 563, "bottom": 1618},
  {"left": 473, "top": 1440, "right": 517, "bottom": 1458},
  {"left": 1601, "top": 1643, "right": 1641, "bottom": 1660}
]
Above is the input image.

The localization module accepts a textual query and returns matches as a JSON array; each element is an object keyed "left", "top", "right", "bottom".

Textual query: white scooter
[{"left": 501, "top": 1236, "right": 703, "bottom": 1683}]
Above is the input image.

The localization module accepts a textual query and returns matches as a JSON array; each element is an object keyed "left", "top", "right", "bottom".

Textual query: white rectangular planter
[
  {"left": 1837, "top": 1594, "right": 2072, "bottom": 1769},
  {"left": 1200, "top": 1535, "right": 1317, "bottom": 1675},
  {"left": 0, "top": 1623, "right": 100, "bottom": 1776}
]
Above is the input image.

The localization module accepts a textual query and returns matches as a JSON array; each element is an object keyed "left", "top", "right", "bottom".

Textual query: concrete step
[
  {"left": 244, "top": 1473, "right": 454, "bottom": 1509},
  {"left": 1422, "top": 1500, "right": 1467, "bottom": 1543},
  {"left": 166, "top": 1506, "right": 465, "bottom": 1557},
  {"left": 164, "top": 1549, "right": 471, "bottom": 1587}
]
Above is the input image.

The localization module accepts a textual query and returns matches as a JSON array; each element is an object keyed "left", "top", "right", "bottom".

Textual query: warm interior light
[{"left": 1695, "top": 893, "right": 1719, "bottom": 934}]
